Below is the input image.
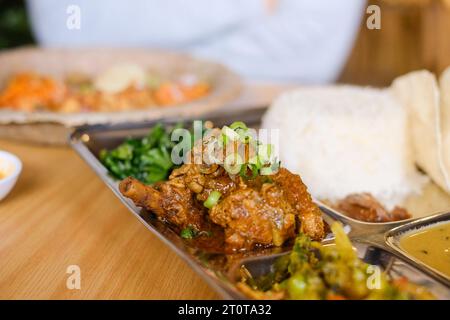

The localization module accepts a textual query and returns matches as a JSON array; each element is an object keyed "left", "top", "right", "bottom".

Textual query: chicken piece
[
  {"left": 208, "top": 168, "right": 324, "bottom": 249},
  {"left": 173, "top": 165, "right": 324, "bottom": 249},
  {"left": 119, "top": 175, "right": 205, "bottom": 230},
  {"left": 334, "top": 193, "right": 411, "bottom": 223},
  {"left": 209, "top": 187, "right": 297, "bottom": 249},
  {"left": 170, "top": 164, "right": 239, "bottom": 202},
  {"left": 271, "top": 168, "right": 325, "bottom": 240},
  {"left": 120, "top": 164, "right": 325, "bottom": 251}
]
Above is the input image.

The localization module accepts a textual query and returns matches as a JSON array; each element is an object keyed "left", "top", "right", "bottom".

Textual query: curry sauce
[{"left": 400, "top": 222, "right": 450, "bottom": 278}]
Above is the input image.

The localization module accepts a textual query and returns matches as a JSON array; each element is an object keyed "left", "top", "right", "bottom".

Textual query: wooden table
[
  {"left": 0, "top": 139, "right": 221, "bottom": 299},
  {"left": 0, "top": 84, "right": 293, "bottom": 299}
]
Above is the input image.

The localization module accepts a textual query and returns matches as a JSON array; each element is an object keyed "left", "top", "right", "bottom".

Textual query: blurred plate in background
[{"left": 0, "top": 47, "right": 241, "bottom": 144}]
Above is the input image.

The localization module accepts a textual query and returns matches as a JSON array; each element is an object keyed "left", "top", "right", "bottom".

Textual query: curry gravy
[{"left": 400, "top": 222, "right": 450, "bottom": 278}]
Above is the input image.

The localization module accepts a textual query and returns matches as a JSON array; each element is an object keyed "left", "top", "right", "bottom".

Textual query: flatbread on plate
[
  {"left": 392, "top": 70, "right": 450, "bottom": 194},
  {"left": 439, "top": 67, "right": 450, "bottom": 191}
]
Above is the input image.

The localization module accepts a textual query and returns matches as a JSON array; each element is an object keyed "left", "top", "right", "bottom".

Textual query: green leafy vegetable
[{"left": 99, "top": 123, "right": 178, "bottom": 184}]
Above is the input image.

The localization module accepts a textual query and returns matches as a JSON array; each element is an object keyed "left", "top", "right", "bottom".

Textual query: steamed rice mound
[{"left": 262, "top": 86, "right": 428, "bottom": 209}]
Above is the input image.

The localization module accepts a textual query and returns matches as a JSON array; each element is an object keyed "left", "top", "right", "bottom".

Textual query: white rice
[{"left": 262, "top": 86, "right": 428, "bottom": 209}]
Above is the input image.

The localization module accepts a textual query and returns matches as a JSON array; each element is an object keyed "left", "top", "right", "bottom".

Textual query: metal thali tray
[{"left": 70, "top": 107, "right": 450, "bottom": 299}]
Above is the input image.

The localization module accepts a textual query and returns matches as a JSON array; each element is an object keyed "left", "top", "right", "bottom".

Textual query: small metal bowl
[{"left": 385, "top": 212, "right": 450, "bottom": 287}]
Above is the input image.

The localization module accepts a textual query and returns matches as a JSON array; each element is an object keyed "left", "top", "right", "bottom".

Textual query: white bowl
[{"left": 0, "top": 150, "right": 22, "bottom": 201}]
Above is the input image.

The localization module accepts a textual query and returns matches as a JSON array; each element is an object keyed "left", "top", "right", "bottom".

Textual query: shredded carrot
[
  {"left": 0, "top": 73, "right": 210, "bottom": 111},
  {"left": 154, "top": 82, "right": 210, "bottom": 106},
  {"left": 180, "top": 82, "right": 210, "bottom": 100},
  {"left": 0, "top": 73, "right": 63, "bottom": 111}
]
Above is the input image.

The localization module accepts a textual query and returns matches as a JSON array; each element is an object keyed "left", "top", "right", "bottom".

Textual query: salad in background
[{"left": 0, "top": 64, "right": 210, "bottom": 112}]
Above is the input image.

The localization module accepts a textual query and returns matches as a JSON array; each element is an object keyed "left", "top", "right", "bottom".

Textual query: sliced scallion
[
  {"left": 180, "top": 227, "right": 196, "bottom": 239},
  {"left": 240, "top": 164, "right": 259, "bottom": 179},
  {"left": 258, "top": 144, "right": 273, "bottom": 164},
  {"left": 229, "top": 121, "right": 248, "bottom": 130},
  {"left": 260, "top": 161, "right": 280, "bottom": 176},
  {"left": 222, "top": 126, "right": 240, "bottom": 141},
  {"left": 204, "top": 190, "right": 222, "bottom": 209},
  {"left": 224, "top": 153, "right": 243, "bottom": 175}
]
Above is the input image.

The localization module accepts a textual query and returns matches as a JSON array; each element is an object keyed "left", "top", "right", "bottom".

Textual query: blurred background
[
  {"left": 1, "top": 0, "right": 450, "bottom": 301},
  {"left": 1, "top": 0, "right": 449, "bottom": 86},
  {"left": 0, "top": 0, "right": 33, "bottom": 49},
  {"left": 340, "top": 0, "right": 450, "bottom": 86}
]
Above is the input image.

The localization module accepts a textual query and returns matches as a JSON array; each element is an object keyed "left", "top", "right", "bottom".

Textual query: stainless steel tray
[{"left": 70, "top": 107, "right": 450, "bottom": 299}]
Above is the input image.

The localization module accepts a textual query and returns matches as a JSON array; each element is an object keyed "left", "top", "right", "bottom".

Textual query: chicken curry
[{"left": 118, "top": 121, "right": 325, "bottom": 252}]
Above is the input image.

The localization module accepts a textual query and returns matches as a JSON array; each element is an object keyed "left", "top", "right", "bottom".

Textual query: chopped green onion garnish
[
  {"left": 204, "top": 190, "right": 222, "bottom": 209},
  {"left": 260, "top": 166, "right": 274, "bottom": 176},
  {"left": 240, "top": 164, "right": 259, "bottom": 179},
  {"left": 216, "top": 121, "right": 281, "bottom": 178},
  {"left": 180, "top": 227, "right": 196, "bottom": 239},
  {"left": 218, "top": 133, "right": 228, "bottom": 146},
  {"left": 258, "top": 144, "right": 273, "bottom": 164},
  {"left": 229, "top": 121, "right": 248, "bottom": 130},
  {"left": 260, "top": 161, "right": 280, "bottom": 176},
  {"left": 248, "top": 155, "right": 259, "bottom": 166},
  {"left": 224, "top": 153, "right": 243, "bottom": 175},
  {"left": 236, "top": 128, "right": 253, "bottom": 143},
  {"left": 222, "top": 126, "right": 240, "bottom": 141}
]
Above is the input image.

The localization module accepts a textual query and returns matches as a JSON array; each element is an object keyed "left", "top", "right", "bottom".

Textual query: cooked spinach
[{"left": 99, "top": 123, "right": 180, "bottom": 184}]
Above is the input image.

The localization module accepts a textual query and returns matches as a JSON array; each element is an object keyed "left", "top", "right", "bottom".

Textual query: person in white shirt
[{"left": 26, "top": 0, "right": 366, "bottom": 83}]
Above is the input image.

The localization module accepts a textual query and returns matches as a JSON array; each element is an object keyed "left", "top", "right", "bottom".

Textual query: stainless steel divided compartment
[{"left": 70, "top": 107, "right": 450, "bottom": 299}]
